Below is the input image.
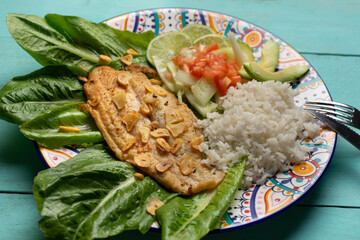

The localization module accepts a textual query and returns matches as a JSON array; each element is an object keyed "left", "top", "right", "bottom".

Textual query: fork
[{"left": 304, "top": 100, "right": 360, "bottom": 129}]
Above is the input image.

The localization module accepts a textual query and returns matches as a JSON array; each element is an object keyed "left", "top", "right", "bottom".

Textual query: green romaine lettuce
[
  {"left": 33, "top": 144, "right": 177, "bottom": 240},
  {"left": 20, "top": 102, "right": 103, "bottom": 148},
  {"left": 0, "top": 66, "right": 85, "bottom": 124},
  {"left": 156, "top": 157, "right": 247, "bottom": 240},
  {"left": 6, "top": 13, "right": 155, "bottom": 75}
]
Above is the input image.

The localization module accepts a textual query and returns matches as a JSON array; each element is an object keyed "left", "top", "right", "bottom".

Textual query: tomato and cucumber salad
[
  {"left": 145, "top": 26, "right": 253, "bottom": 116},
  {"left": 146, "top": 24, "right": 309, "bottom": 117},
  {"left": 171, "top": 42, "right": 242, "bottom": 96}
]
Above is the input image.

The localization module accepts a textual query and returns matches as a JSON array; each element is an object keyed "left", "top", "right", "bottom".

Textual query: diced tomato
[
  {"left": 230, "top": 75, "right": 242, "bottom": 86},
  {"left": 195, "top": 61, "right": 207, "bottom": 68},
  {"left": 217, "top": 52, "right": 228, "bottom": 61},
  {"left": 182, "top": 64, "right": 190, "bottom": 74},
  {"left": 211, "top": 64, "right": 225, "bottom": 71},
  {"left": 202, "top": 42, "right": 219, "bottom": 54},
  {"left": 191, "top": 66, "right": 204, "bottom": 78},
  {"left": 172, "top": 55, "right": 186, "bottom": 66},
  {"left": 228, "top": 56, "right": 237, "bottom": 66},
  {"left": 215, "top": 77, "right": 231, "bottom": 96},
  {"left": 202, "top": 67, "right": 216, "bottom": 80},
  {"left": 196, "top": 44, "right": 206, "bottom": 53},
  {"left": 227, "top": 65, "right": 238, "bottom": 77},
  {"left": 171, "top": 42, "right": 242, "bottom": 96}
]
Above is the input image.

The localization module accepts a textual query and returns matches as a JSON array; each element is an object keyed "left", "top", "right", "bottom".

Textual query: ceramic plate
[{"left": 36, "top": 8, "right": 335, "bottom": 231}]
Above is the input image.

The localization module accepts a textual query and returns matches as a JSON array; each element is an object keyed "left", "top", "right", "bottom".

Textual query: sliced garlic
[
  {"left": 122, "top": 137, "right": 136, "bottom": 151},
  {"left": 146, "top": 197, "right": 164, "bottom": 216},
  {"left": 156, "top": 159, "right": 174, "bottom": 172},
  {"left": 139, "top": 126, "right": 150, "bottom": 143},
  {"left": 126, "top": 48, "right": 139, "bottom": 55},
  {"left": 139, "top": 102, "right": 153, "bottom": 115},
  {"left": 166, "top": 122, "right": 185, "bottom": 138},
  {"left": 117, "top": 71, "right": 132, "bottom": 86},
  {"left": 134, "top": 153, "right": 153, "bottom": 168},
  {"left": 150, "top": 128, "right": 170, "bottom": 138},
  {"left": 122, "top": 112, "right": 140, "bottom": 132},
  {"left": 190, "top": 137, "right": 202, "bottom": 150},
  {"left": 156, "top": 138, "right": 171, "bottom": 152},
  {"left": 119, "top": 54, "right": 133, "bottom": 65},
  {"left": 99, "top": 54, "right": 112, "bottom": 63},
  {"left": 171, "top": 138, "right": 184, "bottom": 154},
  {"left": 58, "top": 126, "right": 81, "bottom": 133},
  {"left": 112, "top": 89, "right": 126, "bottom": 110},
  {"left": 179, "top": 155, "right": 196, "bottom": 176}
]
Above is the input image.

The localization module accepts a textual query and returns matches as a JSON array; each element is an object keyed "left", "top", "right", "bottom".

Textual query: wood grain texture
[
  {"left": 0, "top": 194, "right": 44, "bottom": 240},
  {"left": 0, "top": 122, "right": 45, "bottom": 193},
  {"left": 1, "top": 193, "right": 359, "bottom": 240},
  {"left": 1, "top": 0, "right": 359, "bottom": 55},
  {"left": 0, "top": 0, "right": 359, "bottom": 239}
]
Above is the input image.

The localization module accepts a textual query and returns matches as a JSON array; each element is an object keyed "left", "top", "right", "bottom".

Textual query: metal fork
[{"left": 304, "top": 100, "right": 360, "bottom": 129}]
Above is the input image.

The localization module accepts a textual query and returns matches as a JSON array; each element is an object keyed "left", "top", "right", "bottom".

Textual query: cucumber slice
[
  {"left": 243, "top": 61, "right": 309, "bottom": 82},
  {"left": 153, "top": 56, "right": 177, "bottom": 92},
  {"left": 184, "top": 89, "right": 218, "bottom": 117},
  {"left": 166, "top": 61, "right": 178, "bottom": 78},
  {"left": 191, "top": 78, "right": 217, "bottom": 106},
  {"left": 174, "top": 70, "right": 197, "bottom": 87}
]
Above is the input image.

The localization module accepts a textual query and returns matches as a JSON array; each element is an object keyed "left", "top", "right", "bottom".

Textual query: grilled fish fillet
[{"left": 81, "top": 66, "right": 225, "bottom": 195}]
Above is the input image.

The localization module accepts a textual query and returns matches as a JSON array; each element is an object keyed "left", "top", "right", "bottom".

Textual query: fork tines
[{"left": 304, "top": 100, "right": 360, "bottom": 129}]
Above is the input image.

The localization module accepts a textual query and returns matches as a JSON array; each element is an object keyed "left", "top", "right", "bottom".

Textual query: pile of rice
[{"left": 197, "top": 80, "right": 320, "bottom": 188}]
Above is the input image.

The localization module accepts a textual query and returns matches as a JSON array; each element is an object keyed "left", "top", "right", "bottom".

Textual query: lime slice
[
  {"left": 146, "top": 32, "right": 192, "bottom": 66},
  {"left": 181, "top": 24, "right": 215, "bottom": 42},
  {"left": 194, "top": 34, "right": 229, "bottom": 48}
]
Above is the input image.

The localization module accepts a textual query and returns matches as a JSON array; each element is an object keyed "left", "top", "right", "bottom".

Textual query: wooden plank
[
  {"left": 1, "top": 193, "right": 359, "bottom": 240},
  {"left": 0, "top": 193, "right": 45, "bottom": 240},
  {"left": 0, "top": 0, "right": 359, "bottom": 55},
  {"left": 203, "top": 205, "right": 360, "bottom": 240},
  {"left": 303, "top": 54, "right": 360, "bottom": 106},
  {"left": 0, "top": 122, "right": 45, "bottom": 193}
]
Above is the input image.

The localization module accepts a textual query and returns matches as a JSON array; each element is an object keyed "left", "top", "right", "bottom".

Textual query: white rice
[{"left": 197, "top": 80, "right": 320, "bottom": 188}]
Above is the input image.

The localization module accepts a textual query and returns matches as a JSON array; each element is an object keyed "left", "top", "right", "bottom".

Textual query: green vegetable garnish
[
  {"left": 33, "top": 144, "right": 178, "bottom": 240},
  {"left": 156, "top": 157, "right": 247, "bottom": 240},
  {"left": 20, "top": 102, "right": 103, "bottom": 149},
  {"left": 0, "top": 66, "right": 85, "bottom": 125},
  {"left": 6, "top": 13, "right": 155, "bottom": 75}
]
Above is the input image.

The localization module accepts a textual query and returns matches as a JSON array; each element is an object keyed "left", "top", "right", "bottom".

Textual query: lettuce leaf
[
  {"left": 33, "top": 144, "right": 177, "bottom": 240},
  {"left": 20, "top": 102, "right": 103, "bottom": 148},
  {"left": 156, "top": 157, "right": 247, "bottom": 240},
  {"left": 0, "top": 66, "right": 85, "bottom": 124},
  {"left": 6, "top": 13, "right": 155, "bottom": 75}
]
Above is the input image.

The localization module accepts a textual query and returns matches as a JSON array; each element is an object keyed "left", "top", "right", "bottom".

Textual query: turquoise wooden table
[{"left": 0, "top": 0, "right": 359, "bottom": 239}]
